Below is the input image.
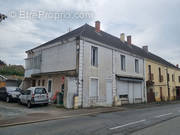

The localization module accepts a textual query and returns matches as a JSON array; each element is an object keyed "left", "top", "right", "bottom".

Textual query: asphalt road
[
  {"left": 1, "top": 103, "right": 180, "bottom": 135},
  {"left": 132, "top": 116, "right": 180, "bottom": 135}
]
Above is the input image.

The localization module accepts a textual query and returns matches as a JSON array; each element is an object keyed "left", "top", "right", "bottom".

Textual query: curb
[{"left": 0, "top": 108, "right": 124, "bottom": 128}]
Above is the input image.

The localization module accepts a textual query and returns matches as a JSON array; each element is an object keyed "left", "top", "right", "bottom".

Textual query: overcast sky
[{"left": 0, "top": 0, "right": 180, "bottom": 66}]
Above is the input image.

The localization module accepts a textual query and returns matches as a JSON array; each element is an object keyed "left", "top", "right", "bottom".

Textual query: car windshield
[
  {"left": 35, "top": 88, "right": 47, "bottom": 94},
  {"left": 6, "top": 87, "right": 19, "bottom": 92}
]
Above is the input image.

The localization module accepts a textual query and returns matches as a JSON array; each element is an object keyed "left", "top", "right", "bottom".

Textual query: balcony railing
[{"left": 25, "top": 54, "right": 41, "bottom": 77}]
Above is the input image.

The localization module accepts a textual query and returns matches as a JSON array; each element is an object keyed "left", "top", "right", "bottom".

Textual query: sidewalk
[{"left": 0, "top": 106, "right": 124, "bottom": 127}]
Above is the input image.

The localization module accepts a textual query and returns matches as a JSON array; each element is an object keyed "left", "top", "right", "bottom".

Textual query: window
[
  {"left": 172, "top": 74, "right": 175, "bottom": 82},
  {"left": 158, "top": 68, "right": 163, "bottom": 82},
  {"left": 148, "top": 65, "right": 151, "bottom": 80},
  {"left": 35, "top": 88, "right": 47, "bottom": 94},
  {"left": 48, "top": 80, "right": 52, "bottom": 92},
  {"left": 167, "top": 73, "right": 170, "bottom": 82},
  {"left": 121, "top": 55, "right": 126, "bottom": 71},
  {"left": 91, "top": 46, "right": 98, "bottom": 67},
  {"left": 135, "top": 59, "right": 139, "bottom": 73},
  {"left": 38, "top": 80, "right": 41, "bottom": 86},
  {"left": 32, "top": 80, "right": 36, "bottom": 87},
  {"left": 42, "top": 80, "right": 45, "bottom": 86},
  {"left": 25, "top": 90, "right": 31, "bottom": 95},
  {"left": 119, "top": 94, "right": 128, "bottom": 98}
]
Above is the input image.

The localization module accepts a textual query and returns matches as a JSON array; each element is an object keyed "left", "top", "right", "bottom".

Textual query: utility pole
[{"left": 0, "top": 13, "right": 7, "bottom": 22}]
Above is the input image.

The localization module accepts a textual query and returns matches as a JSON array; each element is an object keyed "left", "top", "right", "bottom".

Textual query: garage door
[
  {"left": 133, "top": 82, "right": 142, "bottom": 103},
  {"left": 117, "top": 80, "right": 128, "bottom": 97},
  {"left": 117, "top": 80, "right": 142, "bottom": 103}
]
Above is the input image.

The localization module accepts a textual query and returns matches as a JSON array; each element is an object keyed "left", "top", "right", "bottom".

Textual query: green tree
[{"left": 0, "top": 65, "right": 24, "bottom": 76}]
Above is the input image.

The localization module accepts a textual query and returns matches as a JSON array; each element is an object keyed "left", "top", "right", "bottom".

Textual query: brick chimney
[
  {"left": 142, "top": 46, "right": 148, "bottom": 52},
  {"left": 95, "top": 21, "right": 100, "bottom": 32},
  {"left": 176, "top": 64, "right": 179, "bottom": 68},
  {"left": 120, "top": 33, "right": 125, "bottom": 42},
  {"left": 127, "top": 35, "right": 131, "bottom": 45}
]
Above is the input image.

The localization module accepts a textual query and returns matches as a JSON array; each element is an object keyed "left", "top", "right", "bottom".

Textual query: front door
[
  {"left": 106, "top": 80, "right": 112, "bottom": 105},
  {"left": 147, "top": 88, "right": 155, "bottom": 102},
  {"left": 47, "top": 80, "right": 53, "bottom": 100}
]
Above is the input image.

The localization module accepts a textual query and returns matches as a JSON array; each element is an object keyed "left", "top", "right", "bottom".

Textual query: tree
[
  {"left": 0, "top": 60, "right": 6, "bottom": 66},
  {"left": 0, "top": 13, "right": 7, "bottom": 22},
  {"left": 0, "top": 65, "right": 24, "bottom": 76}
]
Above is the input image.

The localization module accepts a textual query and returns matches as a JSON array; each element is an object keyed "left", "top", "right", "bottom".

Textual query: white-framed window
[
  {"left": 135, "top": 59, "right": 139, "bottom": 73},
  {"left": 91, "top": 46, "right": 98, "bottom": 67},
  {"left": 121, "top": 55, "right": 126, "bottom": 71}
]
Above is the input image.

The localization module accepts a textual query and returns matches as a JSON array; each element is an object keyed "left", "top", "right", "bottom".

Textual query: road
[
  {"left": 1, "top": 103, "right": 180, "bottom": 135},
  {"left": 132, "top": 116, "right": 180, "bottom": 135}
]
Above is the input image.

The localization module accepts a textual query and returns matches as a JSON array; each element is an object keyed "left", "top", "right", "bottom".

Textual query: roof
[{"left": 28, "top": 24, "right": 178, "bottom": 69}]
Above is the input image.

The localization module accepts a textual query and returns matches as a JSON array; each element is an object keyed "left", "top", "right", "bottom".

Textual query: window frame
[
  {"left": 38, "top": 80, "right": 41, "bottom": 86},
  {"left": 91, "top": 46, "right": 98, "bottom": 67},
  {"left": 120, "top": 55, "right": 126, "bottom": 71},
  {"left": 135, "top": 59, "right": 139, "bottom": 73},
  {"left": 42, "top": 80, "right": 45, "bottom": 86},
  {"left": 167, "top": 73, "right": 170, "bottom": 82}
]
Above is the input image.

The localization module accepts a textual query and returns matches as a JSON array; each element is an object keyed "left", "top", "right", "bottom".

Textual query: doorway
[
  {"left": 47, "top": 79, "right": 53, "bottom": 100},
  {"left": 106, "top": 80, "right": 112, "bottom": 105}
]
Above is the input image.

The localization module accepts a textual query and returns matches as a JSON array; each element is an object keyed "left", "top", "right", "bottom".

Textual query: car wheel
[
  {"left": 44, "top": 103, "right": 48, "bottom": 106},
  {"left": 27, "top": 101, "right": 32, "bottom": 108},
  {"left": 6, "top": 96, "right": 10, "bottom": 103},
  {"left": 18, "top": 99, "right": 21, "bottom": 105}
]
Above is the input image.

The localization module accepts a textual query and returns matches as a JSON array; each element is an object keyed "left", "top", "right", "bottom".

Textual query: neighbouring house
[
  {"left": 174, "top": 65, "right": 180, "bottom": 100},
  {"left": 137, "top": 46, "right": 180, "bottom": 102},
  {"left": 0, "top": 75, "right": 20, "bottom": 88},
  {"left": 24, "top": 21, "right": 147, "bottom": 108}
]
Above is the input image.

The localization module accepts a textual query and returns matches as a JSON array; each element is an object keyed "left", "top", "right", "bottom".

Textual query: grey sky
[{"left": 0, "top": 0, "right": 180, "bottom": 66}]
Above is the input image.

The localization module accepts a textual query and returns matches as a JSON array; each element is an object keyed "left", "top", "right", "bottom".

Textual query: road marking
[
  {"left": 109, "top": 119, "right": 146, "bottom": 130},
  {"left": 155, "top": 113, "right": 173, "bottom": 118}
]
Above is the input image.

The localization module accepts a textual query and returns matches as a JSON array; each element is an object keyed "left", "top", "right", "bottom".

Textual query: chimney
[
  {"left": 176, "top": 64, "right": 179, "bottom": 68},
  {"left": 127, "top": 35, "right": 131, "bottom": 45},
  {"left": 120, "top": 33, "right": 125, "bottom": 42},
  {"left": 142, "top": 46, "right": 148, "bottom": 52},
  {"left": 95, "top": 21, "right": 100, "bottom": 32}
]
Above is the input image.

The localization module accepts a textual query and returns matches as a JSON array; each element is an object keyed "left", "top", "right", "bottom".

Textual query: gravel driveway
[{"left": 0, "top": 101, "right": 65, "bottom": 120}]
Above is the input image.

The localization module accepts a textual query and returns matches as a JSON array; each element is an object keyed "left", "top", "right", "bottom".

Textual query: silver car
[{"left": 19, "top": 87, "right": 49, "bottom": 108}]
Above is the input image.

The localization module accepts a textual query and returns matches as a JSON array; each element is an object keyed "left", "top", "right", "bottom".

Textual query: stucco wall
[
  {"left": 41, "top": 41, "right": 77, "bottom": 73},
  {"left": 81, "top": 39, "right": 145, "bottom": 107},
  {"left": 25, "top": 40, "right": 77, "bottom": 77},
  {"left": 33, "top": 75, "right": 64, "bottom": 98},
  {"left": 114, "top": 51, "right": 144, "bottom": 78},
  {"left": 145, "top": 59, "right": 180, "bottom": 101},
  {"left": 82, "top": 40, "right": 113, "bottom": 107},
  {"left": 145, "top": 60, "right": 168, "bottom": 101}
]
